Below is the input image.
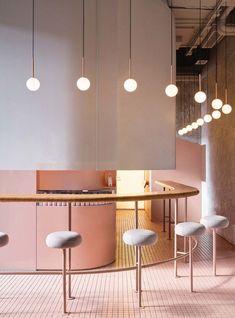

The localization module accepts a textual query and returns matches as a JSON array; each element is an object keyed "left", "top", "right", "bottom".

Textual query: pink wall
[
  {"left": 151, "top": 138, "right": 204, "bottom": 222},
  {"left": 37, "top": 170, "right": 116, "bottom": 190},
  {"left": 0, "top": 171, "right": 37, "bottom": 270}
]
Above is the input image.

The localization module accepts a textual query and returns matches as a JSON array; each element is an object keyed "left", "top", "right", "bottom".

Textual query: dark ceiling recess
[{"left": 176, "top": 47, "right": 210, "bottom": 75}]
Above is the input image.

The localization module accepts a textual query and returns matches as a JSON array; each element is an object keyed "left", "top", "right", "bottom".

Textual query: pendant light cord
[
  {"left": 82, "top": 0, "right": 85, "bottom": 76},
  {"left": 129, "top": 0, "right": 132, "bottom": 78},
  {"left": 32, "top": 0, "right": 35, "bottom": 77},
  {"left": 170, "top": 0, "right": 173, "bottom": 82},
  {"left": 199, "top": 0, "right": 202, "bottom": 90},
  {"left": 215, "top": 0, "right": 218, "bottom": 97},
  {"left": 225, "top": 0, "right": 228, "bottom": 102}
]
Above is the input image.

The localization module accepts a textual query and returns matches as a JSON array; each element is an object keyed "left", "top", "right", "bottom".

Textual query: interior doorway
[{"left": 116, "top": 170, "right": 145, "bottom": 209}]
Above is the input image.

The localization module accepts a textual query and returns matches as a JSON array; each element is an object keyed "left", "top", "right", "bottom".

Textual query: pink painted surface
[
  {"left": 0, "top": 171, "right": 37, "bottom": 270},
  {"left": 71, "top": 204, "right": 116, "bottom": 269},
  {"left": 37, "top": 170, "right": 116, "bottom": 190},
  {"left": 151, "top": 138, "right": 203, "bottom": 222},
  {"left": 36, "top": 204, "right": 116, "bottom": 270}
]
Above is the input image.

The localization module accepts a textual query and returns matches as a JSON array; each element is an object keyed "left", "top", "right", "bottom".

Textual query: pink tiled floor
[{"left": 0, "top": 211, "right": 235, "bottom": 317}]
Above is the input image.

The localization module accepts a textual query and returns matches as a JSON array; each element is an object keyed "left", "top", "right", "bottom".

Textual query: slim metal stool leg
[
  {"left": 189, "top": 237, "right": 193, "bottom": 292},
  {"left": 213, "top": 229, "right": 216, "bottom": 276},
  {"left": 135, "top": 246, "right": 139, "bottom": 292},
  {"left": 174, "top": 199, "right": 178, "bottom": 277},
  {"left": 62, "top": 249, "right": 67, "bottom": 314},
  {"left": 138, "top": 246, "right": 142, "bottom": 307}
]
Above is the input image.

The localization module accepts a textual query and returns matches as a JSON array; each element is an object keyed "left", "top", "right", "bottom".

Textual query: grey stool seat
[
  {"left": 46, "top": 230, "right": 82, "bottom": 314},
  {"left": 175, "top": 222, "right": 206, "bottom": 237},
  {"left": 200, "top": 215, "right": 229, "bottom": 276},
  {"left": 200, "top": 215, "right": 229, "bottom": 229},
  {"left": 123, "top": 229, "right": 158, "bottom": 307},
  {"left": 46, "top": 231, "right": 82, "bottom": 249},
  {"left": 175, "top": 222, "right": 205, "bottom": 292},
  {"left": 0, "top": 232, "right": 9, "bottom": 248},
  {"left": 123, "top": 229, "right": 157, "bottom": 246}
]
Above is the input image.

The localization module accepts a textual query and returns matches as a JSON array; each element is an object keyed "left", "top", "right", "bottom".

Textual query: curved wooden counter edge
[{"left": 0, "top": 180, "right": 199, "bottom": 202}]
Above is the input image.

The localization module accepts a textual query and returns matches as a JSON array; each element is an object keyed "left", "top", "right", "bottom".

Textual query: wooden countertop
[{"left": 0, "top": 181, "right": 199, "bottom": 202}]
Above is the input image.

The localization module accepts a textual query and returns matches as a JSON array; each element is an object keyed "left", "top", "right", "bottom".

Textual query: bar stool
[
  {"left": 0, "top": 232, "right": 9, "bottom": 248},
  {"left": 46, "top": 231, "right": 82, "bottom": 314},
  {"left": 123, "top": 229, "right": 158, "bottom": 307},
  {"left": 175, "top": 222, "right": 205, "bottom": 292},
  {"left": 200, "top": 215, "right": 229, "bottom": 276}
]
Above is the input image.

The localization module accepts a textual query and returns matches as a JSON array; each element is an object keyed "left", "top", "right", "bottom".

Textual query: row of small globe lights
[
  {"left": 177, "top": 100, "right": 232, "bottom": 136},
  {"left": 164, "top": 83, "right": 232, "bottom": 136}
]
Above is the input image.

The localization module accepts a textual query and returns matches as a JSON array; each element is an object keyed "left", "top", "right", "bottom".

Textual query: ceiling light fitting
[
  {"left": 165, "top": 0, "right": 178, "bottom": 97},
  {"left": 124, "top": 0, "right": 137, "bottom": 92},
  {"left": 26, "top": 0, "right": 40, "bottom": 92},
  {"left": 77, "top": 0, "right": 90, "bottom": 91}
]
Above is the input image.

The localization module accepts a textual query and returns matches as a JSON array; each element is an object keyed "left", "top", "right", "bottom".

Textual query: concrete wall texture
[{"left": 201, "top": 36, "right": 235, "bottom": 244}]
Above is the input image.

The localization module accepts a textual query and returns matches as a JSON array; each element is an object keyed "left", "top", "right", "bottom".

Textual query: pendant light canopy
[
  {"left": 194, "top": 0, "right": 206, "bottom": 103},
  {"left": 77, "top": 0, "right": 90, "bottom": 91},
  {"left": 211, "top": 0, "right": 223, "bottom": 109},
  {"left": 165, "top": 0, "right": 178, "bottom": 97},
  {"left": 26, "top": 0, "right": 40, "bottom": 92},
  {"left": 124, "top": 0, "right": 137, "bottom": 92},
  {"left": 222, "top": 2, "right": 232, "bottom": 115}
]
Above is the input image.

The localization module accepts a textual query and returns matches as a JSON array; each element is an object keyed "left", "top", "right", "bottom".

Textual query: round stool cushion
[
  {"left": 175, "top": 222, "right": 205, "bottom": 237},
  {"left": 46, "top": 231, "right": 82, "bottom": 249},
  {"left": 123, "top": 229, "right": 158, "bottom": 247},
  {"left": 200, "top": 215, "right": 229, "bottom": 229},
  {"left": 0, "top": 232, "right": 9, "bottom": 248}
]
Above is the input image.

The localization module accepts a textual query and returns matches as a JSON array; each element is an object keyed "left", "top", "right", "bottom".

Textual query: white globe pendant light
[
  {"left": 124, "top": 0, "right": 137, "bottom": 92},
  {"left": 197, "top": 118, "right": 204, "bottom": 126},
  {"left": 211, "top": 96, "right": 223, "bottom": 109},
  {"left": 26, "top": 77, "right": 40, "bottom": 91},
  {"left": 212, "top": 110, "right": 221, "bottom": 119},
  {"left": 165, "top": 82, "right": 178, "bottom": 97},
  {"left": 192, "top": 122, "right": 199, "bottom": 129},
  {"left": 222, "top": 103, "right": 232, "bottom": 114},
  {"left": 178, "top": 129, "right": 184, "bottom": 136},
  {"left": 124, "top": 78, "right": 137, "bottom": 92},
  {"left": 186, "top": 125, "right": 192, "bottom": 132},
  {"left": 26, "top": 0, "right": 40, "bottom": 92},
  {"left": 165, "top": 1, "right": 178, "bottom": 97},
  {"left": 77, "top": 0, "right": 90, "bottom": 91},
  {"left": 204, "top": 114, "right": 212, "bottom": 123},
  {"left": 194, "top": 74, "right": 207, "bottom": 103},
  {"left": 182, "top": 127, "right": 187, "bottom": 134}
]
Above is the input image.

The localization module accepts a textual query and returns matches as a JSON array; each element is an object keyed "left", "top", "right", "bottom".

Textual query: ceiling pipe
[{"left": 218, "top": 6, "right": 235, "bottom": 35}]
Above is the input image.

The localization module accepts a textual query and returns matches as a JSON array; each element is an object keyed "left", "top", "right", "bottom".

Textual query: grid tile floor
[{"left": 0, "top": 210, "right": 235, "bottom": 317}]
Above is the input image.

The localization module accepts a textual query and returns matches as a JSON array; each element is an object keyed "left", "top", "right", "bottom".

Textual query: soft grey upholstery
[
  {"left": 46, "top": 231, "right": 82, "bottom": 249},
  {"left": 175, "top": 222, "right": 205, "bottom": 237},
  {"left": 200, "top": 215, "right": 229, "bottom": 230},
  {"left": 0, "top": 232, "right": 9, "bottom": 248},
  {"left": 123, "top": 229, "right": 158, "bottom": 247}
]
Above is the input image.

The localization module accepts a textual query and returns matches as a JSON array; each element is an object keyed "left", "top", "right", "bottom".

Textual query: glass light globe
[
  {"left": 124, "top": 78, "right": 137, "bottom": 92},
  {"left": 182, "top": 127, "right": 187, "bottom": 134},
  {"left": 192, "top": 122, "right": 199, "bottom": 129},
  {"left": 165, "top": 84, "right": 178, "bottom": 97},
  {"left": 76, "top": 77, "right": 90, "bottom": 91},
  {"left": 194, "top": 91, "right": 207, "bottom": 103},
  {"left": 178, "top": 129, "right": 184, "bottom": 136},
  {"left": 222, "top": 104, "right": 232, "bottom": 114},
  {"left": 212, "top": 110, "right": 221, "bottom": 119},
  {"left": 204, "top": 114, "right": 212, "bottom": 123},
  {"left": 197, "top": 118, "right": 204, "bottom": 126},
  {"left": 186, "top": 125, "right": 193, "bottom": 132},
  {"left": 26, "top": 77, "right": 40, "bottom": 91},
  {"left": 211, "top": 98, "right": 223, "bottom": 109}
]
